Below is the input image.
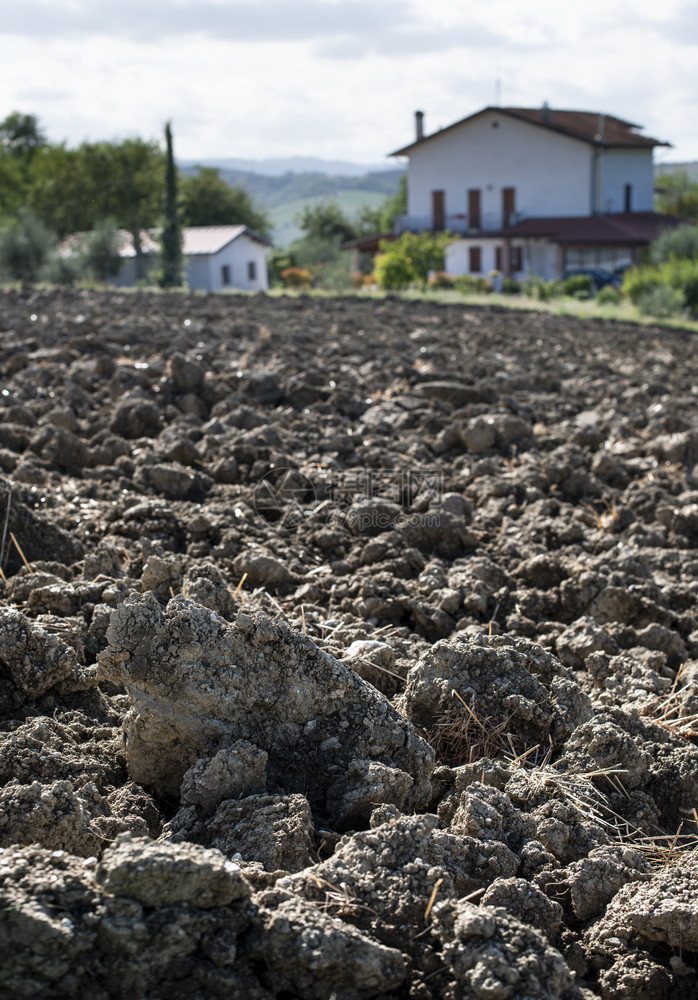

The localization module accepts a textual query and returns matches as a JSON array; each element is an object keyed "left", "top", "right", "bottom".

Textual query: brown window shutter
[
  {"left": 502, "top": 187, "right": 515, "bottom": 226},
  {"left": 432, "top": 191, "right": 445, "bottom": 230},
  {"left": 468, "top": 189, "right": 481, "bottom": 229}
]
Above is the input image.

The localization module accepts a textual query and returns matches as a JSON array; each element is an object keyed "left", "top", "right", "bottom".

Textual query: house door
[
  {"left": 468, "top": 189, "right": 481, "bottom": 230},
  {"left": 432, "top": 190, "right": 445, "bottom": 231},
  {"left": 502, "top": 187, "right": 515, "bottom": 226}
]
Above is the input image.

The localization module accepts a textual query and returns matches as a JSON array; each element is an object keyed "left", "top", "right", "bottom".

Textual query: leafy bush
[
  {"left": 40, "top": 252, "right": 82, "bottom": 285},
  {"left": 664, "top": 256, "right": 698, "bottom": 311},
  {"left": 622, "top": 266, "right": 663, "bottom": 304},
  {"left": 81, "top": 218, "right": 123, "bottom": 282},
  {"left": 374, "top": 231, "right": 455, "bottom": 291},
  {"left": 649, "top": 223, "right": 698, "bottom": 264},
  {"left": 521, "top": 276, "right": 561, "bottom": 300},
  {"left": 595, "top": 285, "right": 622, "bottom": 306},
  {"left": 352, "top": 272, "right": 376, "bottom": 288},
  {"left": 429, "top": 271, "right": 455, "bottom": 289},
  {"left": 623, "top": 257, "right": 698, "bottom": 314},
  {"left": 374, "top": 249, "right": 414, "bottom": 290},
  {"left": 501, "top": 277, "right": 521, "bottom": 295},
  {"left": 452, "top": 274, "right": 492, "bottom": 294},
  {"left": 637, "top": 285, "right": 685, "bottom": 317},
  {"left": 562, "top": 274, "right": 593, "bottom": 296},
  {"left": 280, "top": 267, "right": 312, "bottom": 289},
  {"left": 0, "top": 208, "right": 55, "bottom": 281}
]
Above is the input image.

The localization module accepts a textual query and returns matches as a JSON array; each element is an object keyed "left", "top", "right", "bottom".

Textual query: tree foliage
[
  {"left": 160, "top": 122, "right": 183, "bottom": 288},
  {"left": 80, "top": 218, "right": 124, "bottom": 282},
  {"left": 179, "top": 167, "right": 270, "bottom": 236},
  {"left": 374, "top": 231, "right": 454, "bottom": 290},
  {"left": 0, "top": 208, "right": 55, "bottom": 281},
  {"left": 649, "top": 222, "right": 698, "bottom": 264},
  {"left": 379, "top": 174, "right": 407, "bottom": 232},
  {"left": 296, "top": 200, "right": 356, "bottom": 242},
  {"left": 656, "top": 170, "right": 698, "bottom": 220},
  {"left": 0, "top": 112, "right": 46, "bottom": 158}
]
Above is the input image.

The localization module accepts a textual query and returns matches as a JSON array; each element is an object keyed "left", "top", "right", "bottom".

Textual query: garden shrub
[
  {"left": 649, "top": 223, "right": 698, "bottom": 265},
  {"left": 595, "top": 285, "right": 622, "bottom": 306},
  {"left": 452, "top": 274, "right": 492, "bottom": 294},
  {"left": 40, "top": 252, "right": 82, "bottom": 285},
  {"left": 280, "top": 267, "right": 312, "bottom": 289},
  {"left": 81, "top": 218, "right": 123, "bottom": 282},
  {"left": 501, "top": 277, "right": 521, "bottom": 295},
  {"left": 374, "top": 231, "right": 454, "bottom": 291},
  {"left": 622, "top": 266, "right": 663, "bottom": 304},
  {"left": 0, "top": 208, "right": 55, "bottom": 282},
  {"left": 429, "top": 271, "right": 455, "bottom": 289},
  {"left": 637, "top": 285, "right": 685, "bottom": 318},
  {"left": 562, "top": 274, "right": 593, "bottom": 296}
]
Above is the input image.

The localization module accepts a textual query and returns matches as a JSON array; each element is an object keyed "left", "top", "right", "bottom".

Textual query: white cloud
[{"left": 0, "top": 0, "right": 696, "bottom": 163}]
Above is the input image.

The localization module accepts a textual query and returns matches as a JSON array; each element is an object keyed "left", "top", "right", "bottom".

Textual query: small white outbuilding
[{"left": 110, "top": 225, "right": 270, "bottom": 291}]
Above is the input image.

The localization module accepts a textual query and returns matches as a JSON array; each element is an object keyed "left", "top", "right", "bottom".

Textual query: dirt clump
[{"left": 2, "top": 286, "right": 698, "bottom": 996}]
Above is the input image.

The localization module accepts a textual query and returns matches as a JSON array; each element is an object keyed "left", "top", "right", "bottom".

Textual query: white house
[
  {"left": 111, "top": 225, "right": 270, "bottom": 291},
  {"left": 378, "top": 105, "right": 677, "bottom": 280}
]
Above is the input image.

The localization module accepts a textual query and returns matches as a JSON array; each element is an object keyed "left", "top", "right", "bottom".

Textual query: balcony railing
[{"left": 394, "top": 212, "right": 523, "bottom": 235}]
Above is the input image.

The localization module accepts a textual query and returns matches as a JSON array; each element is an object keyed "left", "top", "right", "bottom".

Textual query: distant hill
[
  {"left": 181, "top": 156, "right": 398, "bottom": 177},
  {"left": 179, "top": 160, "right": 405, "bottom": 247}
]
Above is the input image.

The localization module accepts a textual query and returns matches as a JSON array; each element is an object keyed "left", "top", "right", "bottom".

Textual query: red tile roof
[
  {"left": 391, "top": 107, "right": 670, "bottom": 156},
  {"left": 501, "top": 212, "right": 685, "bottom": 245}
]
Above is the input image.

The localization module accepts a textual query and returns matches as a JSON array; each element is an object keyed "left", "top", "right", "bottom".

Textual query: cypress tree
[{"left": 159, "top": 121, "right": 182, "bottom": 287}]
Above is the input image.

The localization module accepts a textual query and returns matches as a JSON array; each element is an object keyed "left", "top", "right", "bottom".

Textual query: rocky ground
[{"left": 0, "top": 286, "right": 697, "bottom": 999}]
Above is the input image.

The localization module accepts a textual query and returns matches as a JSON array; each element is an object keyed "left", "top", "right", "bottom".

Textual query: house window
[
  {"left": 624, "top": 184, "right": 632, "bottom": 213},
  {"left": 469, "top": 246, "right": 482, "bottom": 273},
  {"left": 502, "top": 187, "right": 516, "bottom": 226},
  {"left": 247, "top": 260, "right": 257, "bottom": 282},
  {"left": 510, "top": 246, "right": 523, "bottom": 272},
  {"left": 495, "top": 246, "right": 502, "bottom": 271},
  {"left": 432, "top": 190, "right": 445, "bottom": 231},
  {"left": 468, "top": 189, "right": 481, "bottom": 230},
  {"left": 221, "top": 264, "right": 231, "bottom": 285}
]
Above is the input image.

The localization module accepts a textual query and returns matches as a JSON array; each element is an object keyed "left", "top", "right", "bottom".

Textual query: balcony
[{"left": 394, "top": 211, "right": 524, "bottom": 235}]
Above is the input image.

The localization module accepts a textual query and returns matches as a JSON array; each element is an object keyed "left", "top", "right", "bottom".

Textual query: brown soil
[{"left": 1, "top": 286, "right": 697, "bottom": 999}]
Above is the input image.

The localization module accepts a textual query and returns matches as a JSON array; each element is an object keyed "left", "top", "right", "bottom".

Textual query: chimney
[
  {"left": 415, "top": 110, "right": 424, "bottom": 141},
  {"left": 541, "top": 101, "right": 551, "bottom": 125}
]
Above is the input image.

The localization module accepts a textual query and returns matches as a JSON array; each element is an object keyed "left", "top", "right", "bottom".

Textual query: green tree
[
  {"left": 83, "top": 139, "right": 164, "bottom": 278},
  {"left": 0, "top": 208, "right": 55, "bottom": 281},
  {"left": 656, "top": 170, "right": 698, "bottom": 220},
  {"left": 159, "top": 122, "right": 182, "bottom": 288},
  {"left": 0, "top": 112, "right": 46, "bottom": 158},
  {"left": 27, "top": 138, "right": 164, "bottom": 275},
  {"left": 27, "top": 144, "right": 94, "bottom": 236},
  {"left": 0, "top": 154, "right": 26, "bottom": 217},
  {"left": 649, "top": 222, "right": 698, "bottom": 264},
  {"left": 374, "top": 231, "right": 454, "bottom": 290},
  {"left": 296, "top": 200, "right": 356, "bottom": 242},
  {"left": 180, "top": 167, "right": 270, "bottom": 236},
  {"left": 379, "top": 174, "right": 407, "bottom": 232}
]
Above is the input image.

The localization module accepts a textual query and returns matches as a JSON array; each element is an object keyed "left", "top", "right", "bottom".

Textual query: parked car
[{"left": 562, "top": 268, "right": 621, "bottom": 290}]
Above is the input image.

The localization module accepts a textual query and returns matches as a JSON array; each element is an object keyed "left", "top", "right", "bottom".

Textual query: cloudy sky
[{"left": 1, "top": 0, "right": 696, "bottom": 166}]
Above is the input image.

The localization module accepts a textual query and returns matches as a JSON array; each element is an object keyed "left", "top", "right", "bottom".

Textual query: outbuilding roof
[
  {"left": 104, "top": 225, "right": 270, "bottom": 258},
  {"left": 390, "top": 106, "right": 670, "bottom": 157}
]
